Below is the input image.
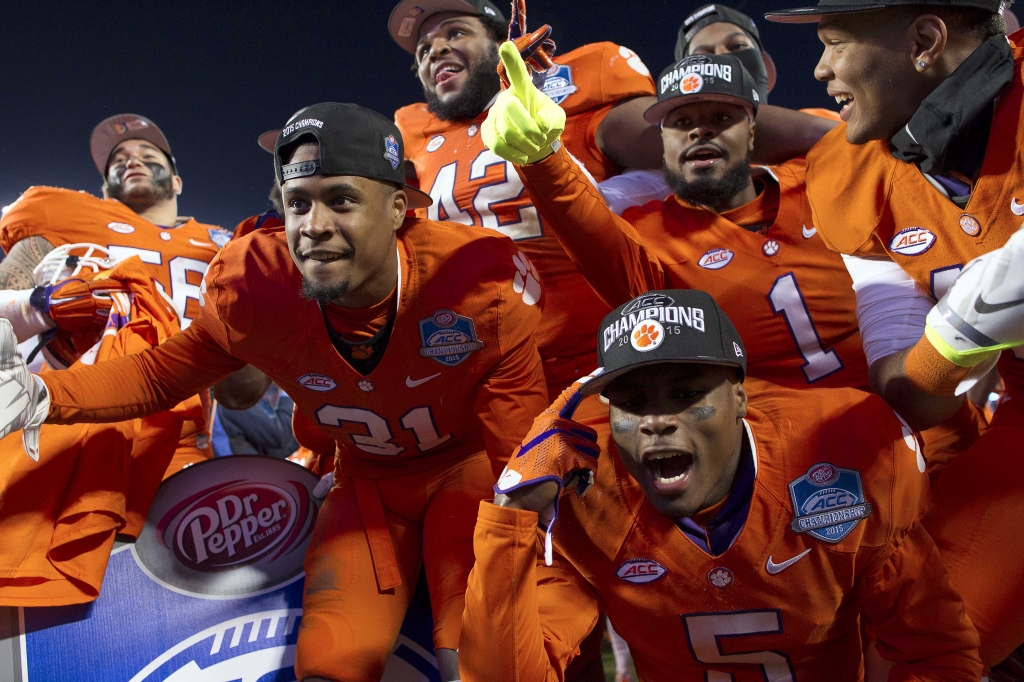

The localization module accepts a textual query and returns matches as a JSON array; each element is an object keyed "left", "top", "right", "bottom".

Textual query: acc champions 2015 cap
[
  {"left": 644, "top": 53, "right": 760, "bottom": 124},
  {"left": 582, "top": 289, "right": 747, "bottom": 396}
]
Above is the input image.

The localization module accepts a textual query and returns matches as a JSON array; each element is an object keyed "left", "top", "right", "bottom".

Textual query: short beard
[
  {"left": 103, "top": 161, "right": 175, "bottom": 211},
  {"left": 424, "top": 43, "right": 501, "bottom": 122},
  {"left": 301, "top": 277, "right": 350, "bottom": 304},
  {"left": 664, "top": 151, "right": 752, "bottom": 210}
]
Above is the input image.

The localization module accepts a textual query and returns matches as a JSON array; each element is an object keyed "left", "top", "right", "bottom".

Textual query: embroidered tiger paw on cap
[
  {"left": 644, "top": 53, "right": 761, "bottom": 125},
  {"left": 272, "top": 102, "right": 433, "bottom": 209},
  {"left": 765, "top": 0, "right": 1002, "bottom": 23},
  {"left": 582, "top": 289, "right": 747, "bottom": 396}
]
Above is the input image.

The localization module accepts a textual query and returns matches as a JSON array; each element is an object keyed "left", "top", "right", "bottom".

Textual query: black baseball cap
[
  {"left": 273, "top": 102, "right": 432, "bottom": 210},
  {"left": 675, "top": 4, "right": 777, "bottom": 101},
  {"left": 389, "top": 0, "right": 506, "bottom": 54},
  {"left": 765, "top": 0, "right": 1001, "bottom": 24},
  {"left": 644, "top": 53, "right": 760, "bottom": 124},
  {"left": 581, "top": 290, "right": 747, "bottom": 396}
]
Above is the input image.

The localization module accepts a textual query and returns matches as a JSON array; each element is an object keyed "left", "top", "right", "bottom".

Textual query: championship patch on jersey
[
  {"left": 541, "top": 63, "right": 579, "bottom": 105},
  {"left": 419, "top": 309, "right": 484, "bottom": 366},
  {"left": 207, "top": 226, "right": 231, "bottom": 248},
  {"left": 788, "top": 463, "right": 873, "bottom": 544}
]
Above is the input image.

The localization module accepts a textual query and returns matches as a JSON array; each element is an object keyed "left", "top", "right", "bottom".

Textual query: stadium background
[{"left": 0, "top": 0, "right": 832, "bottom": 229}]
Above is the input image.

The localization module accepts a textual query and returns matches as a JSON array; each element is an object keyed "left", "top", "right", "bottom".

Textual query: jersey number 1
[{"left": 768, "top": 272, "right": 843, "bottom": 383}]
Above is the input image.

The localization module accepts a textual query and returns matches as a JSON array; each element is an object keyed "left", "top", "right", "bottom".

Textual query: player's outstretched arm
[
  {"left": 483, "top": 44, "right": 667, "bottom": 307},
  {"left": 857, "top": 520, "right": 982, "bottom": 679},
  {"left": 460, "top": 501, "right": 601, "bottom": 682},
  {"left": 40, "top": 320, "right": 246, "bottom": 425}
]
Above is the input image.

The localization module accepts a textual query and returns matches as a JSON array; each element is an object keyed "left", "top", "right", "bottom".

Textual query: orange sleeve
[
  {"left": 473, "top": 270, "right": 547, "bottom": 474},
  {"left": 515, "top": 145, "right": 666, "bottom": 308},
  {"left": 42, "top": 320, "right": 246, "bottom": 424},
  {"left": 857, "top": 520, "right": 982, "bottom": 679},
  {"left": 461, "top": 501, "right": 601, "bottom": 682}
]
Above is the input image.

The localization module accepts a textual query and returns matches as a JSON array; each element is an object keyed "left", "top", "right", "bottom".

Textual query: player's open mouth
[
  {"left": 684, "top": 145, "right": 723, "bottom": 170},
  {"left": 434, "top": 62, "right": 464, "bottom": 87},
  {"left": 831, "top": 91, "right": 854, "bottom": 122},
  {"left": 644, "top": 450, "right": 694, "bottom": 493}
]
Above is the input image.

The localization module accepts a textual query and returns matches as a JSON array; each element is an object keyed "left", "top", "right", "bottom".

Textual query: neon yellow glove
[{"left": 482, "top": 41, "right": 565, "bottom": 165}]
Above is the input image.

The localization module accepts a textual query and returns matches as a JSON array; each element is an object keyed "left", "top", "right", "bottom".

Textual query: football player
[
  {"left": 0, "top": 102, "right": 547, "bottom": 682},
  {"left": 764, "top": 0, "right": 1024, "bottom": 665},
  {"left": 481, "top": 47, "right": 988, "bottom": 476},
  {"left": 462, "top": 289, "right": 982, "bottom": 680},
  {"left": 391, "top": 0, "right": 658, "bottom": 400},
  {"left": 0, "top": 113, "right": 226, "bottom": 471}
]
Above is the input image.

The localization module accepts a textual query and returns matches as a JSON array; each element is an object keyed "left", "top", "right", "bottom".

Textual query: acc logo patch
[
  {"left": 681, "top": 72, "right": 704, "bottom": 94},
  {"left": 889, "top": 227, "right": 936, "bottom": 256},
  {"left": 630, "top": 319, "right": 664, "bottom": 352},
  {"left": 383, "top": 134, "right": 401, "bottom": 169},
  {"left": 789, "top": 462, "right": 873, "bottom": 543},
  {"left": 297, "top": 372, "right": 337, "bottom": 392},
  {"left": 622, "top": 292, "right": 676, "bottom": 315},
  {"left": 698, "top": 248, "right": 734, "bottom": 270},
  {"left": 107, "top": 221, "right": 135, "bottom": 234},
  {"left": 426, "top": 135, "right": 445, "bottom": 152},
  {"left": 541, "top": 63, "right": 579, "bottom": 105},
  {"left": 419, "top": 309, "right": 484, "bottom": 366},
  {"left": 616, "top": 558, "right": 667, "bottom": 584}
]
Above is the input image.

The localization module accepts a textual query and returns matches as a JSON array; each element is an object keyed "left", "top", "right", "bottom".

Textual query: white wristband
[{"left": 0, "top": 289, "right": 54, "bottom": 342}]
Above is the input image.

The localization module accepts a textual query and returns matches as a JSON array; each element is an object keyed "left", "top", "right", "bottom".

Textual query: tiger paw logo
[
  {"left": 630, "top": 319, "right": 664, "bottom": 352},
  {"left": 707, "top": 566, "right": 734, "bottom": 589},
  {"left": 351, "top": 344, "right": 373, "bottom": 360},
  {"left": 512, "top": 251, "right": 541, "bottom": 306},
  {"left": 681, "top": 72, "right": 704, "bottom": 94},
  {"left": 357, "top": 379, "right": 375, "bottom": 392}
]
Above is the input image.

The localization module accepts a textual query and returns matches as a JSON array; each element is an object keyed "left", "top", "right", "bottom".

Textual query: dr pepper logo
[{"left": 158, "top": 480, "right": 314, "bottom": 571}]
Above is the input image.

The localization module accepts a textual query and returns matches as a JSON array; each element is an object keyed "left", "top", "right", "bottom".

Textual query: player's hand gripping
[
  {"left": 496, "top": 0, "right": 556, "bottom": 91},
  {"left": 495, "top": 378, "right": 599, "bottom": 564},
  {"left": 925, "top": 226, "right": 1024, "bottom": 373},
  {"left": 31, "top": 273, "right": 129, "bottom": 333},
  {"left": 0, "top": 320, "right": 50, "bottom": 460},
  {"left": 482, "top": 41, "right": 565, "bottom": 165}
]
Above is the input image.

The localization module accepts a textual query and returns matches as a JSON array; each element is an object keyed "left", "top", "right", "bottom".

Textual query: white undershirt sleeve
[
  {"left": 0, "top": 289, "right": 53, "bottom": 342},
  {"left": 598, "top": 169, "right": 673, "bottom": 215},
  {"left": 842, "top": 254, "right": 935, "bottom": 366}
]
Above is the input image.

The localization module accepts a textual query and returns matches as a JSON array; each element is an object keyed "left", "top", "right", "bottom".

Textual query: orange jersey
[
  {"left": 462, "top": 380, "right": 982, "bottom": 681},
  {"left": 517, "top": 147, "right": 867, "bottom": 389},
  {"left": 805, "top": 36, "right": 1024, "bottom": 397},
  {"left": 0, "top": 258, "right": 204, "bottom": 606},
  {"left": 40, "top": 218, "right": 548, "bottom": 480},
  {"left": 231, "top": 210, "right": 283, "bottom": 242},
  {"left": 0, "top": 186, "right": 228, "bottom": 327},
  {"left": 396, "top": 42, "right": 655, "bottom": 392}
]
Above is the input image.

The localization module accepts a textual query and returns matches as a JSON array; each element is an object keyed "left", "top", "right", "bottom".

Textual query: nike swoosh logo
[
  {"left": 801, "top": 225, "right": 817, "bottom": 238},
  {"left": 406, "top": 373, "right": 441, "bottom": 388},
  {"left": 975, "top": 294, "right": 1024, "bottom": 314},
  {"left": 190, "top": 238, "right": 215, "bottom": 247},
  {"left": 766, "top": 548, "right": 812, "bottom": 575},
  {"left": 1012, "top": 197, "right": 1024, "bottom": 216}
]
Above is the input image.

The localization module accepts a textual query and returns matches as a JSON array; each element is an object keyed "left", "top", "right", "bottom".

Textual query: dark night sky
[{"left": 0, "top": 0, "right": 832, "bottom": 229}]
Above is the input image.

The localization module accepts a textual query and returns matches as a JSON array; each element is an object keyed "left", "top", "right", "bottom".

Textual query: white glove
[
  {"left": 0, "top": 319, "right": 50, "bottom": 460},
  {"left": 313, "top": 470, "right": 335, "bottom": 499},
  {"left": 926, "top": 227, "right": 1024, "bottom": 366}
]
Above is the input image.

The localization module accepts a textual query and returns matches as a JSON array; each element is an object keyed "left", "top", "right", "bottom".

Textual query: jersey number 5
[{"left": 682, "top": 610, "right": 795, "bottom": 681}]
